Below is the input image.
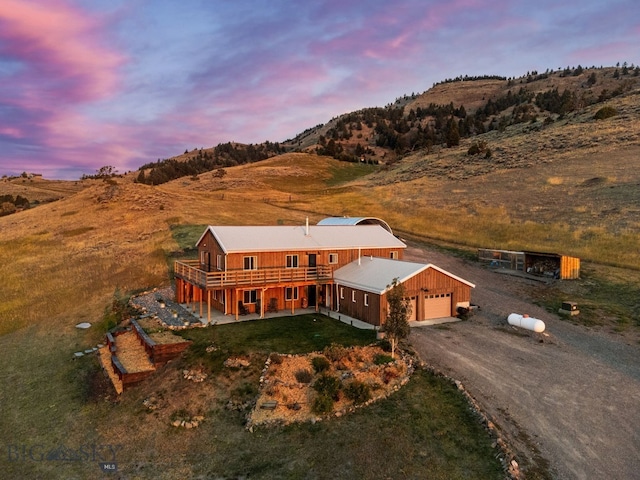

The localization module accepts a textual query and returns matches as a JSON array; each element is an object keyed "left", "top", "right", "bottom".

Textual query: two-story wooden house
[
  {"left": 173, "top": 221, "right": 475, "bottom": 326},
  {"left": 174, "top": 222, "right": 406, "bottom": 321}
]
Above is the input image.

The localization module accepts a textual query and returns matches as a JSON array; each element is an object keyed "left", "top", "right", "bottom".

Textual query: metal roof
[
  {"left": 317, "top": 216, "right": 393, "bottom": 234},
  {"left": 197, "top": 224, "right": 406, "bottom": 253},
  {"left": 333, "top": 257, "right": 475, "bottom": 295}
]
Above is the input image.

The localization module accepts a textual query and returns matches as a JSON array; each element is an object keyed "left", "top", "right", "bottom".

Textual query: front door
[{"left": 307, "top": 286, "right": 316, "bottom": 307}]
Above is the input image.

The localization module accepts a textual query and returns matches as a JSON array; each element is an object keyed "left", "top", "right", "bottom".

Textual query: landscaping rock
[
  {"left": 183, "top": 369, "right": 207, "bottom": 382},
  {"left": 224, "top": 357, "right": 251, "bottom": 368}
]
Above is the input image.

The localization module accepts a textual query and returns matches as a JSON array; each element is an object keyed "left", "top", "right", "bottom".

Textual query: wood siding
[
  {"left": 196, "top": 228, "right": 404, "bottom": 273},
  {"left": 336, "top": 267, "right": 472, "bottom": 326},
  {"left": 336, "top": 286, "right": 383, "bottom": 326}
]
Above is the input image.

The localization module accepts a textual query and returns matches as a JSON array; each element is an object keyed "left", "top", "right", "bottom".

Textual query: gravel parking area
[{"left": 405, "top": 245, "right": 640, "bottom": 480}]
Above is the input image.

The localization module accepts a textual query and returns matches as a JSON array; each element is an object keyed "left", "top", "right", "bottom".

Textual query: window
[
  {"left": 286, "top": 254, "right": 299, "bottom": 268},
  {"left": 364, "top": 293, "right": 369, "bottom": 306},
  {"left": 390, "top": 251, "right": 398, "bottom": 259},
  {"left": 329, "top": 253, "right": 338, "bottom": 264},
  {"left": 352, "top": 291, "right": 356, "bottom": 303},
  {"left": 285, "top": 287, "right": 298, "bottom": 301},
  {"left": 340, "top": 287, "right": 344, "bottom": 299},
  {"left": 243, "top": 256, "right": 257, "bottom": 270},
  {"left": 216, "top": 254, "right": 222, "bottom": 271},
  {"left": 243, "top": 290, "right": 257, "bottom": 304}
]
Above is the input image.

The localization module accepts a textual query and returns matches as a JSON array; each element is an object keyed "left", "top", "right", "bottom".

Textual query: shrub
[
  {"left": 311, "top": 355, "right": 331, "bottom": 373},
  {"left": 468, "top": 140, "right": 491, "bottom": 157},
  {"left": 312, "top": 394, "right": 334, "bottom": 415},
  {"left": 594, "top": 106, "right": 617, "bottom": 120},
  {"left": 343, "top": 381, "right": 372, "bottom": 405},
  {"left": 383, "top": 367, "right": 400, "bottom": 384},
  {"left": 313, "top": 373, "right": 341, "bottom": 400},
  {"left": 323, "top": 343, "right": 348, "bottom": 362},
  {"left": 374, "top": 353, "right": 394, "bottom": 365},
  {"left": 269, "top": 353, "right": 283, "bottom": 365},
  {"left": 377, "top": 339, "right": 392, "bottom": 352},
  {"left": 294, "top": 368, "right": 313, "bottom": 384}
]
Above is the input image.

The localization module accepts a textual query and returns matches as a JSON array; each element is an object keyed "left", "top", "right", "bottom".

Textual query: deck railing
[{"left": 174, "top": 260, "right": 333, "bottom": 288}]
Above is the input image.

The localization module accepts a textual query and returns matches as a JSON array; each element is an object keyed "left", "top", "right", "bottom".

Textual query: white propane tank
[{"left": 507, "top": 313, "right": 545, "bottom": 333}]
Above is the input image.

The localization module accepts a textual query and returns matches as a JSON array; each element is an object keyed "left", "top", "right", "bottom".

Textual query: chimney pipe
[{"left": 305, "top": 217, "right": 309, "bottom": 236}]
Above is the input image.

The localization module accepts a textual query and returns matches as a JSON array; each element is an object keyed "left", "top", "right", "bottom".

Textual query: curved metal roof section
[{"left": 317, "top": 217, "right": 393, "bottom": 234}]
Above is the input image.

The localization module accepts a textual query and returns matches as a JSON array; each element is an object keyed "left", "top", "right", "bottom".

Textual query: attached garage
[
  {"left": 423, "top": 293, "right": 452, "bottom": 319},
  {"left": 333, "top": 257, "right": 475, "bottom": 326}
]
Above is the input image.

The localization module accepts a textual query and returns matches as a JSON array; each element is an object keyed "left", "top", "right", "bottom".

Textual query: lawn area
[
  {"left": 0, "top": 315, "right": 503, "bottom": 479},
  {"left": 178, "top": 314, "right": 375, "bottom": 359},
  {"left": 165, "top": 315, "right": 503, "bottom": 479}
]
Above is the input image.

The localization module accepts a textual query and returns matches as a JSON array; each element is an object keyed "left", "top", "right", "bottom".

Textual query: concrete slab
[{"left": 409, "top": 317, "right": 461, "bottom": 327}]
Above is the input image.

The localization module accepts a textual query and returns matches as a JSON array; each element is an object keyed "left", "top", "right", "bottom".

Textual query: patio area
[{"left": 131, "top": 286, "right": 459, "bottom": 331}]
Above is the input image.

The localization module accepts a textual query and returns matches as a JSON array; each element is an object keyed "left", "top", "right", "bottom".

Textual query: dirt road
[{"left": 405, "top": 245, "right": 640, "bottom": 480}]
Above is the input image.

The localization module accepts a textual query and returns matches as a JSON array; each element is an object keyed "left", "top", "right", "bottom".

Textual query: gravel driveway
[{"left": 404, "top": 245, "right": 640, "bottom": 480}]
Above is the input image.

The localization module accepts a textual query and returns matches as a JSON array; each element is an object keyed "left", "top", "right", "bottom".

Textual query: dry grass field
[{"left": 0, "top": 70, "right": 638, "bottom": 478}]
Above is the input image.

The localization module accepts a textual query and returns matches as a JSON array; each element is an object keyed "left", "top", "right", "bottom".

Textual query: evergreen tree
[
  {"left": 383, "top": 279, "right": 411, "bottom": 358},
  {"left": 446, "top": 117, "right": 460, "bottom": 147}
]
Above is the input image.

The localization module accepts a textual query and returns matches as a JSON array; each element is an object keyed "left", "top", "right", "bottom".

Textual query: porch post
[
  {"left": 207, "top": 290, "right": 211, "bottom": 325},
  {"left": 192, "top": 286, "right": 197, "bottom": 314},
  {"left": 199, "top": 287, "right": 203, "bottom": 319},
  {"left": 235, "top": 288, "right": 239, "bottom": 321}
]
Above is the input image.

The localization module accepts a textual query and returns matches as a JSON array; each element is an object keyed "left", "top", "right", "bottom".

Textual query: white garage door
[{"left": 422, "top": 293, "right": 451, "bottom": 320}]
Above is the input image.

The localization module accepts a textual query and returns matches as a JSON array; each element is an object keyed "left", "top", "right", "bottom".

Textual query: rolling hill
[{"left": 0, "top": 65, "right": 638, "bottom": 479}]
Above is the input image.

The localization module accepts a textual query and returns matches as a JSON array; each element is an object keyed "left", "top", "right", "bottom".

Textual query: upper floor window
[
  {"left": 243, "top": 256, "right": 257, "bottom": 270},
  {"left": 340, "top": 287, "right": 344, "bottom": 299},
  {"left": 329, "top": 253, "right": 338, "bottom": 264},
  {"left": 286, "top": 254, "right": 299, "bottom": 268},
  {"left": 364, "top": 293, "right": 369, "bottom": 306},
  {"left": 390, "top": 251, "right": 398, "bottom": 260},
  {"left": 352, "top": 291, "right": 356, "bottom": 303},
  {"left": 216, "top": 254, "right": 223, "bottom": 271}
]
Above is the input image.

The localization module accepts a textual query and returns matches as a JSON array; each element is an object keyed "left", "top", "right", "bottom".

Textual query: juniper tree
[{"left": 383, "top": 278, "right": 411, "bottom": 358}]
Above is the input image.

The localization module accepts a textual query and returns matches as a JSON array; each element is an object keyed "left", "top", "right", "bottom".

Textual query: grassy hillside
[
  {"left": 1, "top": 66, "right": 639, "bottom": 478},
  {"left": 0, "top": 161, "right": 506, "bottom": 479}
]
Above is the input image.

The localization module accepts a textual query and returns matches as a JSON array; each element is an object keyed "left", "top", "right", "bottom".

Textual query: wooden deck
[{"left": 174, "top": 260, "right": 333, "bottom": 289}]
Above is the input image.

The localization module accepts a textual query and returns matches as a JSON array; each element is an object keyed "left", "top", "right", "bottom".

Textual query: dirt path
[{"left": 404, "top": 245, "right": 640, "bottom": 480}]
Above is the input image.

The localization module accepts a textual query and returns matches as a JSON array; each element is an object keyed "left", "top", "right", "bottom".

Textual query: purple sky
[{"left": 1, "top": 1, "right": 638, "bottom": 180}]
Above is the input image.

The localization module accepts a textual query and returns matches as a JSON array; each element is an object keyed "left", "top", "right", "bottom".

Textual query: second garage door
[{"left": 422, "top": 293, "right": 451, "bottom": 319}]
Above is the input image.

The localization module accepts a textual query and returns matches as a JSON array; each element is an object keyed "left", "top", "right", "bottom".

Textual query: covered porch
[{"left": 174, "top": 277, "right": 335, "bottom": 323}]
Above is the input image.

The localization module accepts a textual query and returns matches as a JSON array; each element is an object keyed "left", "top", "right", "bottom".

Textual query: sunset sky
[{"left": 1, "top": 1, "right": 638, "bottom": 180}]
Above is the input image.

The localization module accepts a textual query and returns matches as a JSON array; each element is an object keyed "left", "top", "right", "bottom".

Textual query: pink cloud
[{"left": 0, "top": 0, "right": 125, "bottom": 102}]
